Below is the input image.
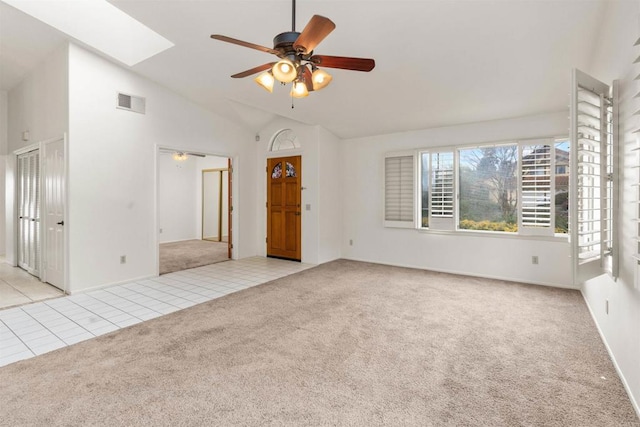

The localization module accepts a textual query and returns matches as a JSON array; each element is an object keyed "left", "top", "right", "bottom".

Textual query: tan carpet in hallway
[
  {"left": 159, "top": 239, "right": 228, "bottom": 274},
  {"left": 0, "top": 260, "right": 637, "bottom": 426}
]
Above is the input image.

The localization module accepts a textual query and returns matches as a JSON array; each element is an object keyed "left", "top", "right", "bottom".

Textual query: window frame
[{"left": 403, "top": 137, "right": 571, "bottom": 241}]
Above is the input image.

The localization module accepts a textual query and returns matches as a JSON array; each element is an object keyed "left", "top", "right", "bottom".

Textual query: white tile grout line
[{"left": 0, "top": 257, "right": 313, "bottom": 368}]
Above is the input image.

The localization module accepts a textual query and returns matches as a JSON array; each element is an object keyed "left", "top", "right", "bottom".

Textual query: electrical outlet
[
  {"left": 532, "top": 256, "right": 539, "bottom": 265},
  {"left": 120, "top": 255, "right": 126, "bottom": 264},
  {"left": 349, "top": 239, "right": 353, "bottom": 246}
]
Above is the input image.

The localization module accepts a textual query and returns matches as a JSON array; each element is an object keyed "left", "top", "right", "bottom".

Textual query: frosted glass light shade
[
  {"left": 312, "top": 68, "right": 332, "bottom": 90},
  {"left": 291, "top": 81, "right": 309, "bottom": 98},
  {"left": 272, "top": 59, "right": 297, "bottom": 83},
  {"left": 173, "top": 152, "right": 188, "bottom": 161},
  {"left": 254, "top": 71, "right": 274, "bottom": 93}
]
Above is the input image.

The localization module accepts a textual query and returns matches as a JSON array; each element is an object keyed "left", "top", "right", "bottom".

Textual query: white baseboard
[
  {"left": 158, "top": 237, "right": 199, "bottom": 244},
  {"left": 341, "top": 256, "right": 578, "bottom": 290},
  {"left": 580, "top": 291, "right": 640, "bottom": 420}
]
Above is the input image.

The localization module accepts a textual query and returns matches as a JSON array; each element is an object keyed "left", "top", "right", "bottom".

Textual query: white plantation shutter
[
  {"left": 384, "top": 153, "right": 416, "bottom": 228},
  {"left": 519, "top": 141, "right": 553, "bottom": 235},
  {"left": 17, "top": 149, "right": 41, "bottom": 275},
  {"left": 570, "top": 69, "right": 618, "bottom": 283},
  {"left": 431, "top": 152, "right": 454, "bottom": 217}
]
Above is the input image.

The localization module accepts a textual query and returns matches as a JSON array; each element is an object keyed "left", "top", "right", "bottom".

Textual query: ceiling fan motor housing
[{"left": 273, "top": 31, "right": 301, "bottom": 54}]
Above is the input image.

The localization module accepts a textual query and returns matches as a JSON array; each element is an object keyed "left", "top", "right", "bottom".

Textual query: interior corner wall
[
  {"left": 579, "top": 0, "right": 640, "bottom": 415},
  {"left": 67, "top": 43, "right": 256, "bottom": 293},
  {"left": 0, "top": 90, "right": 8, "bottom": 256},
  {"left": 5, "top": 44, "right": 69, "bottom": 265},
  {"left": 157, "top": 154, "right": 198, "bottom": 244},
  {"left": 340, "top": 111, "right": 572, "bottom": 288},
  {"left": 317, "top": 126, "right": 342, "bottom": 263}
]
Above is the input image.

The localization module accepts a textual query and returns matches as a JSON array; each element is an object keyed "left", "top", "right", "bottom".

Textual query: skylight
[{"left": 2, "top": 0, "right": 174, "bottom": 66}]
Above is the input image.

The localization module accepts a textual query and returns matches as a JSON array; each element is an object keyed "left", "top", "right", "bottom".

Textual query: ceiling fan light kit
[
  {"left": 210, "top": 0, "right": 375, "bottom": 101},
  {"left": 254, "top": 71, "right": 275, "bottom": 93},
  {"left": 172, "top": 152, "right": 189, "bottom": 161},
  {"left": 291, "top": 80, "right": 309, "bottom": 98},
  {"left": 311, "top": 67, "right": 332, "bottom": 91},
  {"left": 272, "top": 57, "right": 298, "bottom": 83}
]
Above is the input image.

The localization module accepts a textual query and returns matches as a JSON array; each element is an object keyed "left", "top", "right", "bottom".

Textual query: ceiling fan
[
  {"left": 210, "top": 0, "right": 375, "bottom": 98},
  {"left": 159, "top": 148, "right": 206, "bottom": 161}
]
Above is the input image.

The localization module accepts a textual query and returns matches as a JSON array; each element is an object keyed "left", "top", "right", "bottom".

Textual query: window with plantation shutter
[
  {"left": 431, "top": 152, "right": 454, "bottom": 218},
  {"left": 384, "top": 153, "right": 415, "bottom": 228},
  {"left": 519, "top": 141, "right": 554, "bottom": 235},
  {"left": 570, "top": 69, "right": 618, "bottom": 284}
]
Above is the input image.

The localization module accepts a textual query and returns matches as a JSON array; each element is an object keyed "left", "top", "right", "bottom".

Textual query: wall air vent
[{"left": 116, "top": 92, "right": 145, "bottom": 114}]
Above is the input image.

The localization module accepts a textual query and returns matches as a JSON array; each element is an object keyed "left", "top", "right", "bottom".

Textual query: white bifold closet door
[{"left": 17, "top": 149, "right": 41, "bottom": 276}]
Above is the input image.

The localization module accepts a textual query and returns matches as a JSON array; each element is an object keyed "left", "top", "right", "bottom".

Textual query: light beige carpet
[
  {"left": 159, "top": 239, "right": 228, "bottom": 274},
  {"left": 0, "top": 260, "right": 638, "bottom": 426}
]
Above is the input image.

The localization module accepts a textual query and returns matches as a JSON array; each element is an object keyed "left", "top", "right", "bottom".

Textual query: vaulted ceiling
[{"left": 0, "top": 0, "right": 607, "bottom": 138}]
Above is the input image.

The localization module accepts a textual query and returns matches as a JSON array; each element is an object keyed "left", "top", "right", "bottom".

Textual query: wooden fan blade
[
  {"left": 231, "top": 63, "right": 276, "bottom": 78},
  {"left": 293, "top": 15, "right": 336, "bottom": 54},
  {"left": 302, "top": 66, "right": 314, "bottom": 92},
  {"left": 310, "top": 55, "right": 375, "bottom": 72},
  {"left": 211, "top": 35, "right": 278, "bottom": 55}
]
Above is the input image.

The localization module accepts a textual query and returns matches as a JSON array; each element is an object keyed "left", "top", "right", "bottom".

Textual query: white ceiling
[{"left": 0, "top": 0, "right": 606, "bottom": 139}]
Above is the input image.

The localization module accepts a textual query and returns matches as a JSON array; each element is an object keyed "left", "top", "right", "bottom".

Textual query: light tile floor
[
  {"left": 0, "top": 257, "right": 312, "bottom": 367},
  {"left": 0, "top": 260, "right": 64, "bottom": 309}
]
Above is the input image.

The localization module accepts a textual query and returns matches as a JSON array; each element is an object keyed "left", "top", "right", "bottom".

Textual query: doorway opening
[{"left": 157, "top": 149, "right": 232, "bottom": 275}]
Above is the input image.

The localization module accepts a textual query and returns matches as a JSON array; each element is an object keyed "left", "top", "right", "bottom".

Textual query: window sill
[{"left": 417, "top": 227, "right": 569, "bottom": 242}]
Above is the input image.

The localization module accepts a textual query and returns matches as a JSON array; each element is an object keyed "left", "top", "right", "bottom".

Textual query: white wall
[
  {"left": 0, "top": 90, "right": 8, "bottom": 256},
  {"left": 340, "top": 111, "right": 573, "bottom": 288},
  {"left": 68, "top": 43, "right": 256, "bottom": 292},
  {"left": 256, "top": 118, "right": 342, "bottom": 265},
  {"left": 580, "top": 0, "right": 640, "bottom": 415},
  {"left": 157, "top": 153, "right": 198, "bottom": 243},
  {"left": 6, "top": 44, "right": 69, "bottom": 264},
  {"left": 317, "top": 126, "right": 342, "bottom": 263}
]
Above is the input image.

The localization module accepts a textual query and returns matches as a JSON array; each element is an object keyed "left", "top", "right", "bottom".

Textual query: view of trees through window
[
  {"left": 419, "top": 139, "right": 569, "bottom": 235},
  {"left": 459, "top": 145, "right": 518, "bottom": 232}
]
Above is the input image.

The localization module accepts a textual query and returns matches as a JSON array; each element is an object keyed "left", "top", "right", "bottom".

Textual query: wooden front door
[{"left": 267, "top": 156, "right": 301, "bottom": 261}]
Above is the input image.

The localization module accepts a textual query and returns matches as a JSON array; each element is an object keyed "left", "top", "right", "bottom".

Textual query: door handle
[
  {"left": 57, "top": 221, "right": 64, "bottom": 226},
  {"left": 295, "top": 212, "right": 301, "bottom": 216}
]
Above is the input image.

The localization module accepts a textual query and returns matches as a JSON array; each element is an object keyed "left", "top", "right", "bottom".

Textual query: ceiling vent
[{"left": 117, "top": 92, "right": 145, "bottom": 114}]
